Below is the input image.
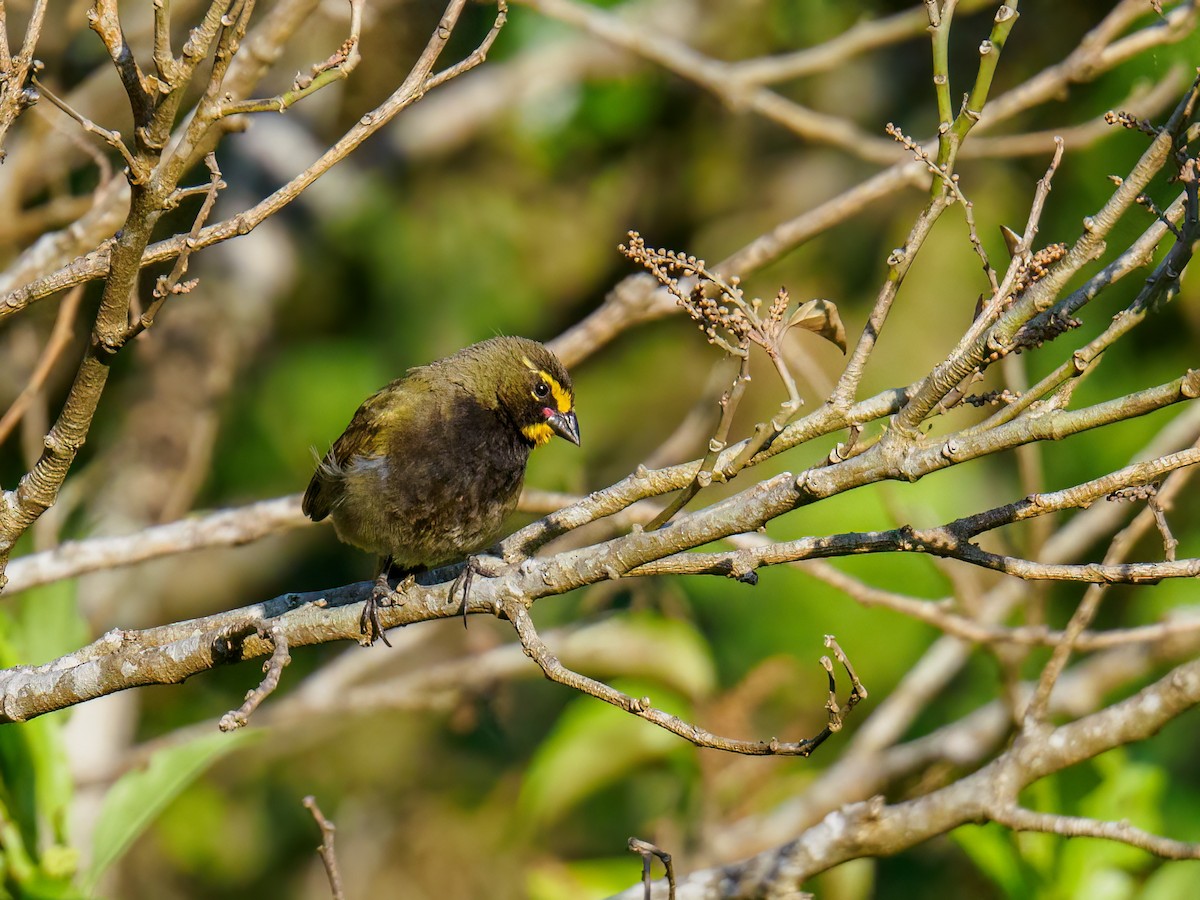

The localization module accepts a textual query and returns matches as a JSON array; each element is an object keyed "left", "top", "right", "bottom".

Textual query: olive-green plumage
[{"left": 303, "top": 336, "right": 579, "bottom": 583}]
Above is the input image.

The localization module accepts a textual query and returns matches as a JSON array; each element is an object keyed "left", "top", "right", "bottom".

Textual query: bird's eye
[{"left": 534, "top": 382, "right": 550, "bottom": 398}]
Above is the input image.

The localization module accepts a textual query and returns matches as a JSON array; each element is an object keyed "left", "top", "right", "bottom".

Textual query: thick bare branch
[{"left": 610, "top": 655, "right": 1200, "bottom": 898}]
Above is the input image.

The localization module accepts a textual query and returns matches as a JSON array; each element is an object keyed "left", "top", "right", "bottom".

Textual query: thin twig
[
  {"left": 991, "top": 805, "right": 1200, "bottom": 860},
  {"left": 733, "top": 0, "right": 996, "bottom": 85},
  {"left": 519, "top": 0, "right": 902, "bottom": 164},
  {"left": 631, "top": 445, "right": 1200, "bottom": 585},
  {"left": 218, "top": 0, "right": 365, "bottom": 117},
  {"left": 218, "top": 621, "right": 291, "bottom": 731},
  {"left": 0, "top": 0, "right": 504, "bottom": 595},
  {"left": 132, "top": 153, "right": 226, "bottom": 338},
  {"left": 503, "top": 598, "right": 864, "bottom": 757},
  {"left": 31, "top": 76, "right": 141, "bottom": 175},
  {"left": 628, "top": 837, "right": 675, "bottom": 900},
  {"left": 1148, "top": 494, "right": 1180, "bottom": 561},
  {"left": 648, "top": 354, "right": 750, "bottom": 528},
  {"left": 0, "top": 286, "right": 85, "bottom": 445},
  {"left": 0, "top": 0, "right": 50, "bottom": 158},
  {"left": 303, "top": 796, "right": 347, "bottom": 900}
]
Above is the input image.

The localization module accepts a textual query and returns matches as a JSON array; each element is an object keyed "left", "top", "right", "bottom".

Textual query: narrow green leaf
[
  {"left": 949, "top": 823, "right": 1032, "bottom": 899},
  {"left": 518, "top": 679, "right": 687, "bottom": 829},
  {"left": 84, "top": 729, "right": 260, "bottom": 892},
  {"left": 9, "top": 582, "right": 89, "bottom": 669}
]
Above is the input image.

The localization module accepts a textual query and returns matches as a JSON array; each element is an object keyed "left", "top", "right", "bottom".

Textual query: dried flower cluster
[
  {"left": 1007, "top": 308, "right": 1085, "bottom": 356},
  {"left": 1107, "top": 482, "right": 1161, "bottom": 503},
  {"left": 975, "top": 243, "right": 1076, "bottom": 365},
  {"left": 620, "top": 231, "right": 752, "bottom": 355},
  {"left": 962, "top": 388, "right": 1020, "bottom": 407},
  {"left": 620, "top": 231, "right": 847, "bottom": 360},
  {"left": 1009, "top": 241, "right": 1068, "bottom": 301},
  {"left": 1104, "top": 108, "right": 1158, "bottom": 136}
]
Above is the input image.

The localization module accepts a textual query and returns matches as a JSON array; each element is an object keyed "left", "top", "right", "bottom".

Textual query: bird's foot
[
  {"left": 451, "top": 555, "right": 506, "bottom": 628},
  {"left": 361, "top": 571, "right": 414, "bottom": 647}
]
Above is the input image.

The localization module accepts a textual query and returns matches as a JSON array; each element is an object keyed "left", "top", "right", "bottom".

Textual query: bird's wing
[{"left": 302, "top": 381, "right": 413, "bottom": 522}]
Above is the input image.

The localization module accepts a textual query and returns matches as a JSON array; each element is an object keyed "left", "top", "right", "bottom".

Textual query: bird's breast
[{"left": 329, "top": 394, "right": 531, "bottom": 567}]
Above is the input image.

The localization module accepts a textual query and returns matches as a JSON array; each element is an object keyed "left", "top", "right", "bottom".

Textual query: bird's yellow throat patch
[{"left": 522, "top": 422, "right": 555, "bottom": 445}]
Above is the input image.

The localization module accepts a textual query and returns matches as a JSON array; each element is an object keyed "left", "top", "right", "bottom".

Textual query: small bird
[{"left": 302, "top": 336, "right": 580, "bottom": 645}]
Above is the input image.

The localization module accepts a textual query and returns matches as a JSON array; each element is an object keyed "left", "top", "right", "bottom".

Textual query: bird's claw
[
  {"left": 451, "top": 555, "right": 505, "bottom": 628},
  {"left": 361, "top": 572, "right": 413, "bottom": 647}
]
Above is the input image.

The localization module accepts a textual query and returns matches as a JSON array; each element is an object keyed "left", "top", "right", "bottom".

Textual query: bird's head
[{"left": 469, "top": 337, "right": 580, "bottom": 448}]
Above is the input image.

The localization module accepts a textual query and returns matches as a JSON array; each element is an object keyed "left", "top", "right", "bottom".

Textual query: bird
[{"left": 302, "top": 336, "right": 580, "bottom": 645}]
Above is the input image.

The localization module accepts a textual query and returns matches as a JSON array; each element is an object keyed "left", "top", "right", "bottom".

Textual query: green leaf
[
  {"left": 1081, "top": 748, "right": 1165, "bottom": 834},
  {"left": 8, "top": 581, "right": 89, "bottom": 668},
  {"left": 0, "top": 714, "right": 75, "bottom": 865},
  {"left": 1142, "top": 860, "right": 1200, "bottom": 900},
  {"left": 949, "top": 823, "right": 1033, "bottom": 899},
  {"left": 1016, "top": 777, "right": 1061, "bottom": 880},
  {"left": 1053, "top": 748, "right": 1167, "bottom": 890},
  {"left": 1072, "top": 867, "right": 1135, "bottom": 900},
  {"left": 0, "top": 584, "right": 82, "bottom": 854},
  {"left": 526, "top": 856, "right": 641, "bottom": 900},
  {"left": 84, "top": 729, "right": 260, "bottom": 892},
  {"left": 518, "top": 679, "right": 688, "bottom": 829}
]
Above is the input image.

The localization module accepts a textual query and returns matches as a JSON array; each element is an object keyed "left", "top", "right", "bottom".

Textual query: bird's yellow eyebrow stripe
[
  {"left": 522, "top": 356, "right": 573, "bottom": 413},
  {"left": 539, "top": 372, "right": 572, "bottom": 414}
]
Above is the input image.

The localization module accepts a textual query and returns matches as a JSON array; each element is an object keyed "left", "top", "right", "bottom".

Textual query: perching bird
[{"left": 302, "top": 336, "right": 580, "bottom": 645}]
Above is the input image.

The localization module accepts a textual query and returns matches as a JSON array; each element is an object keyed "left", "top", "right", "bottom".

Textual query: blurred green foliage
[{"left": 0, "top": 588, "right": 83, "bottom": 900}]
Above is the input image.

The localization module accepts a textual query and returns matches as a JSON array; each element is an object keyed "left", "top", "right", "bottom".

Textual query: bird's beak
[{"left": 547, "top": 409, "right": 581, "bottom": 446}]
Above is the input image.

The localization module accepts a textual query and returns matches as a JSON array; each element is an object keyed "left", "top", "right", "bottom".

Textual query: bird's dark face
[{"left": 505, "top": 348, "right": 580, "bottom": 448}]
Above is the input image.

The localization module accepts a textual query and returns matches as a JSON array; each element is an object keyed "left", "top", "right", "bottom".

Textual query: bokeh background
[{"left": 1, "top": 0, "right": 1199, "bottom": 897}]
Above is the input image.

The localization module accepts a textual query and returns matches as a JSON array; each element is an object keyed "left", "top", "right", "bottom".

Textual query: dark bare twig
[
  {"left": 630, "top": 445, "right": 1200, "bottom": 586},
  {"left": 1019, "top": 458, "right": 1196, "bottom": 731},
  {"left": 503, "top": 598, "right": 864, "bottom": 757},
  {"left": 628, "top": 837, "right": 675, "bottom": 900},
  {"left": 87, "top": 0, "right": 156, "bottom": 135},
  {"left": 218, "top": 621, "right": 291, "bottom": 732},
  {"left": 303, "top": 796, "right": 347, "bottom": 900},
  {"left": 132, "top": 153, "right": 226, "bottom": 338}
]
